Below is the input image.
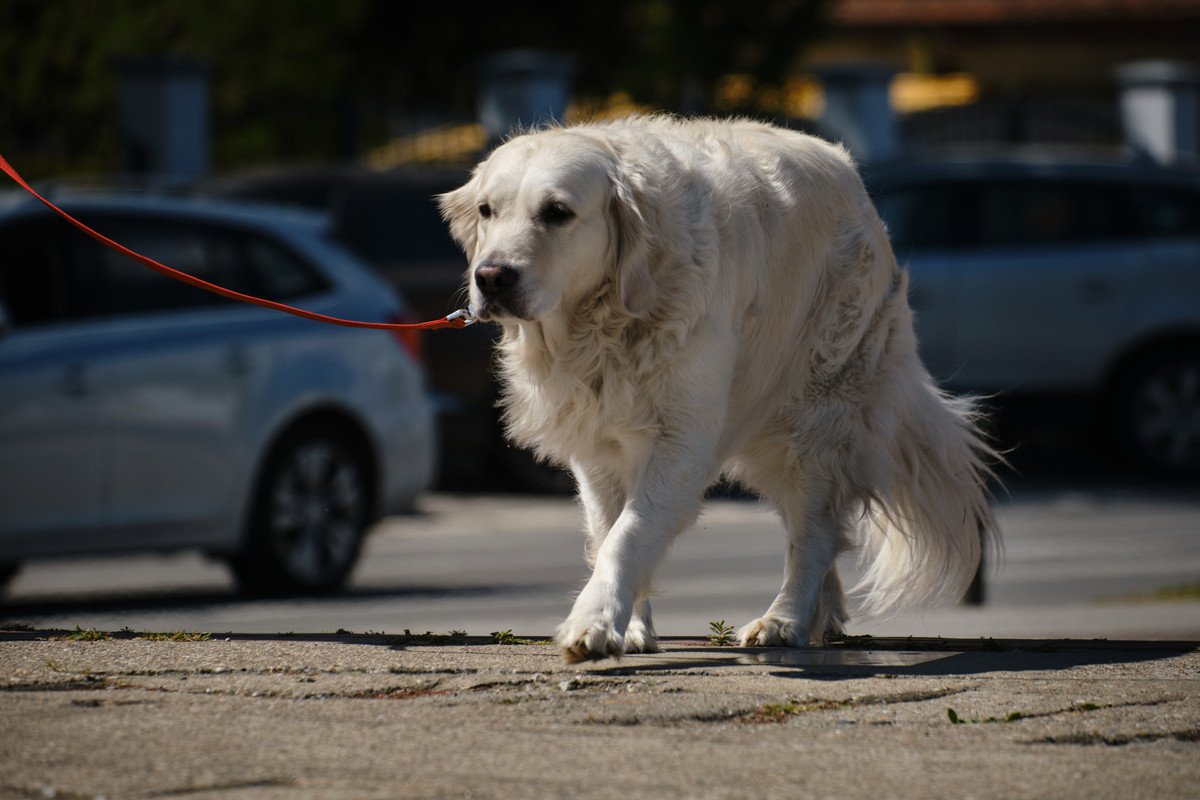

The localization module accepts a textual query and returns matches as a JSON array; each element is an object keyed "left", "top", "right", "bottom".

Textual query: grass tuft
[
  {"left": 51, "top": 626, "right": 109, "bottom": 642},
  {"left": 490, "top": 629, "right": 550, "bottom": 645},
  {"left": 707, "top": 620, "right": 736, "bottom": 647},
  {"left": 137, "top": 631, "right": 212, "bottom": 642},
  {"left": 948, "top": 706, "right": 1025, "bottom": 724},
  {"left": 390, "top": 629, "right": 471, "bottom": 645}
]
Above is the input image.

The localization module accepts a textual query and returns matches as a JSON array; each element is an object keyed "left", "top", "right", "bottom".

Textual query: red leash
[{"left": 0, "top": 155, "right": 474, "bottom": 331}]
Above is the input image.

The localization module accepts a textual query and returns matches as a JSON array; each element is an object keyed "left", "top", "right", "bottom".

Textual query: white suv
[
  {"left": 0, "top": 192, "right": 437, "bottom": 594},
  {"left": 868, "top": 155, "right": 1200, "bottom": 475}
]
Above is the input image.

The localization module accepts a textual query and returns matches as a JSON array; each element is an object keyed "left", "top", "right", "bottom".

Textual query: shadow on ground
[{"left": 584, "top": 637, "right": 1198, "bottom": 680}]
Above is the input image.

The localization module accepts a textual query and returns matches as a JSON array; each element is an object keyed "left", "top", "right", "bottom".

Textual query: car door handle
[{"left": 62, "top": 363, "right": 88, "bottom": 398}]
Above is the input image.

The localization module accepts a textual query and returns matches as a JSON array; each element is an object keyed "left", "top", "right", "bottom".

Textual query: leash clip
[{"left": 446, "top": 306, "right": 477, "bottom": 327}]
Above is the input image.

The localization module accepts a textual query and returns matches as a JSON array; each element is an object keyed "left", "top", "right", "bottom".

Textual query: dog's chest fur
[{"left": 496, "top": 296, "right": 694, "bottom": 470}]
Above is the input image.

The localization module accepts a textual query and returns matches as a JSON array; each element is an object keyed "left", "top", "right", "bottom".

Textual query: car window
[
  {"left": 873, "top": 181, "right": 964, "bottom": 255},
  {"left": 1135, "top": 185, "right": 1200, "bottom": 238},
  {"left": 83, "top": 217, "right": 221, "bottom": 315},
  {"left": 0, "top": 217, "right": 99, "bottom": 328},
  {"left": 64, "top": 214, "right": 329, "bottom": 316},
  {"left": 333, "top": 185, "right": 463, "bottom": 265},
  {"left": 242, "top": 236, "right": 330, "bottom": 300},
  {"left": 975, "top": 180, "right": 1133, "bottom": 247},
  {"left": 1, "top": 213, "right": 330, "bottom": 326}
]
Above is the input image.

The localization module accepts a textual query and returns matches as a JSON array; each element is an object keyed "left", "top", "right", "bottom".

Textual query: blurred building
[
  {"left": 810, "top": 0, "right": 1200, "bottom": 152},
  {"left": 364, "top": 2, "right": 1200, "bottom": 169}
]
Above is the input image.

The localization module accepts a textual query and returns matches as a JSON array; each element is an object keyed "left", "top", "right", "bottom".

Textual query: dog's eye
[
  {"left": 479, "top": 203, "right": 492, "bottom": 219},
  {"left": 539, "top": 201, "right": 574, "bottom": 226}
]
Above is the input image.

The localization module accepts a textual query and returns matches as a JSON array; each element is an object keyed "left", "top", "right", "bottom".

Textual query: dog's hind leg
[
  {"left": 812, "top": 563, "right": 849, "bottom": 642},
  {"left": 573, "top": 462, "right": 660, "bottom": 654},
  {"left": 735, "top": 456, "right": 848, "bottom": 647}
]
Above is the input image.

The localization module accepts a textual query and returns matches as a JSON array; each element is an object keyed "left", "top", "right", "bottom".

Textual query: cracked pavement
[{"left": 0, "top": 633, "right": 1196, "bottom": 799}]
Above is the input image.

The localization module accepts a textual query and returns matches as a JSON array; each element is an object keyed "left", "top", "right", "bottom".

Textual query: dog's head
[{"left": 438, "top": 130, "right": 658, "bottom": 323}]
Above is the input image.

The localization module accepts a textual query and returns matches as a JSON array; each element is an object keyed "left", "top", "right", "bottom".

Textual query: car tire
[
  {"left": 231, "top": 424, "right": 373, "bottom": 596},
  {"left": 1110, "top": 344, "right": 1200, "bottom": 476}
]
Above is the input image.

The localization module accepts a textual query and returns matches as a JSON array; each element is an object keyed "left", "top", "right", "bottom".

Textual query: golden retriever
[{"left": 440, "top": 116, "right": 996, "bottom": 662}]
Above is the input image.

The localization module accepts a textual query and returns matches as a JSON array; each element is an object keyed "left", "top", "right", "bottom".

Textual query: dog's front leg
[
  {"left": 558, "top": 441, "right": 712, "bottom": 663},
  {"left": 573, "top": 463, "right": 660, "bottom": 655}
]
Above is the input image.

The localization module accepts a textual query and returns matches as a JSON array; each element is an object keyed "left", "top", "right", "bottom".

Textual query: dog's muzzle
[{"left": 473, "top": 263, "right": 524, "bottom": 319}]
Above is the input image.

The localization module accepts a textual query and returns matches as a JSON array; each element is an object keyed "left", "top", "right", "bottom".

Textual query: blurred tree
[
  {"left": 622, "top": 0, "right": 830, "bottom": 111},
  {"left": 0, "top": 0, "right": 829, "bottom": 176},
  {"left": 0, "top": 0, "right": 372, "bottom": 175}
]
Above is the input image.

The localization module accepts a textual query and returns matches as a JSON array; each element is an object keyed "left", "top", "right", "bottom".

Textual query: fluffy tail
[{"left": 851, "top": 380, "right": 1001, "bottom": 618}]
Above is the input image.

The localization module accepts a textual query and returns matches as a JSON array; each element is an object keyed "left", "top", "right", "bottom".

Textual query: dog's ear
[
  {"left": 608, "top": 166, "right": 660, "bottom": 318},
  {"left": 437, "top": 176, "right": 481, "bottom": 262}
]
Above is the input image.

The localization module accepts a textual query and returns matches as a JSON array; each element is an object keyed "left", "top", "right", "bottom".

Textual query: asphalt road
[{"left": 4, "top": 477, "right": 1199, "bottom": 641}]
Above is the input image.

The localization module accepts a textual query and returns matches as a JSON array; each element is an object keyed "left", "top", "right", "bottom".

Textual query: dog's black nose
[{"left": 475, "top": 263, "right": 520, "bottom": 296}]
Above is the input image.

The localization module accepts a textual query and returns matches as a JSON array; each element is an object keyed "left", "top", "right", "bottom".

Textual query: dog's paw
[
  {"left": 557, "top": 618, "right": 625, "bottom": 664},
  {"left": 623, "top": 615, "right": 661, "bottom": 654},
  {"left": 557, "top": 580, "right": 636, "bottom": 663},
  {"left": 737, "top": 616, "right": 809, "bottom": 648}
]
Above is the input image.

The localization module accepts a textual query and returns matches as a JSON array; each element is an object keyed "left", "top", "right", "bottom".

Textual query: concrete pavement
[{"left": 1, "top": 631, "right": 1196, "bottom": 799}]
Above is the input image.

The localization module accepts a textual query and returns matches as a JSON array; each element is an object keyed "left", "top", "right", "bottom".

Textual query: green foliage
[
  {"left": 54, "top": 626, "right": 109, "bottom": 641},
  {"left": 623, "top": 0, "right": 830, "bottom": 108},
  {"left": 490, "top": 629, "right": 550, "bottom": 646},
  {"left": 948, "top": 707, "right": 1024, "bottom": 724},
  {"left": 0, "top": 0, "right": 374, "bottom": 174},
  {"left": 390, "top": 629, "right": 470, "bottom": 645},
  {"left": 708, "top": 620, "right": 736, "bottom": 646},
  {"left": 136, "top": 630, "right": 212, "bottom": 642},
  {"left": 0, "top": 0, "right": 831, "bottom": 176}
]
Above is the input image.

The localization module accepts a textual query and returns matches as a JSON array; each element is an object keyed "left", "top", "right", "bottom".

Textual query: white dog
[{"left": 440, "top": 116, "right": 996, "bottom": 662}]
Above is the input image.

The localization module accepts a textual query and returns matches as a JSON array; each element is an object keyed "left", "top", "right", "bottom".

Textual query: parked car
[
  {"left": 866, "top": 153, "right": 1200, "bottom": 474},
  {"left": 206, "top": 166, "right": 574, "bottom": 492},
  {"left": 0, "top": 190, "right": 437, "bottom": 595}
]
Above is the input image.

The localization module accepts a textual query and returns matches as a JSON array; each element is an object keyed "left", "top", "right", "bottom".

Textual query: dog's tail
[{"left": 851, "top": 379, "right": 1001, "bottom": 618}]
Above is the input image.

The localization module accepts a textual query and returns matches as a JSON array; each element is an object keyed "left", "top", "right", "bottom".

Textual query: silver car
[
  {"left": 0, "top": 192, "right": 437, "bottom": 594},
  {"left": 868, "top": 155, "right": 1200, "bottom": 474}
]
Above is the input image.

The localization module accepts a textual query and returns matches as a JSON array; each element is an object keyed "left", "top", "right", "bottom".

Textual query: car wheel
[
  {"left": 232, "top": 426, "right": 372, "bottom": 596},
  {"left": 1111, "top": 346, "right": 1200, "bottom": 475}
]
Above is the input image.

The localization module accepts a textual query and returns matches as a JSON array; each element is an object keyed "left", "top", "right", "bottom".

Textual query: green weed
[
  {"left": 490, "top": 629, "right": 550, "bottom": 645},
  {"left": 948, "top": 707, "right": 1023, "bottom": 724},
  {"left": 137, "top": 631, "right": 212, "bottom": 642},
  {"left": 52, "top": 626, "right": 109, "bottom": 642},
  {"left": 708, "top": 620, "right": 736, "bottom": 646},
  {"left": 392, "top": 629, "right": 470, "bottom": 645}
]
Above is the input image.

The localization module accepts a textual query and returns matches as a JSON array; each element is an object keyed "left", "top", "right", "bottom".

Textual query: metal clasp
[{"left": 445, "top": 306, "right": 477, "bottom": 326}]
